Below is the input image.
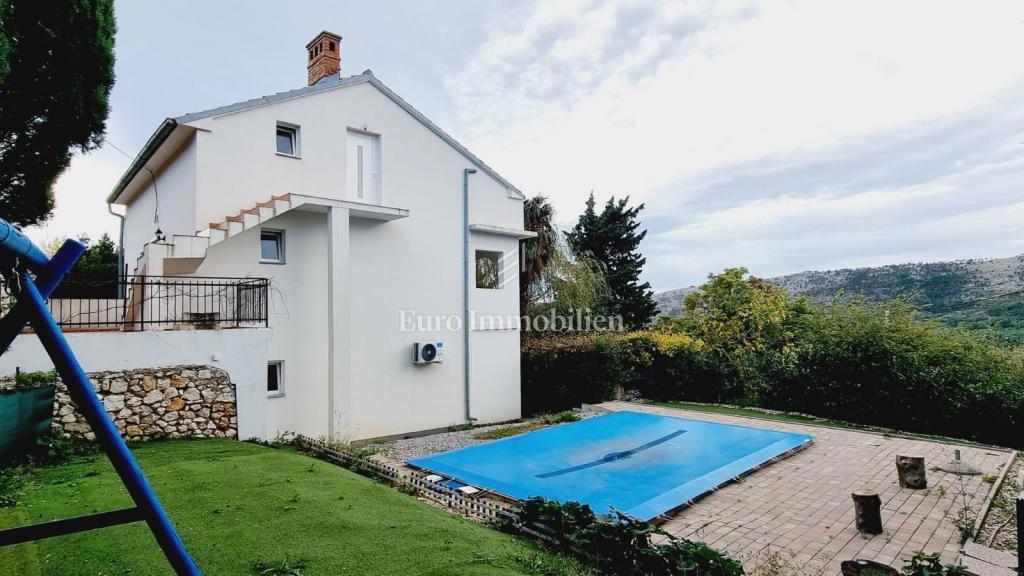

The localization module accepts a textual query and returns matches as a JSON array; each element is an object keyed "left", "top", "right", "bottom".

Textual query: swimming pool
[{"left": 407, "top": 410, "right": 813, "bottom": 520}]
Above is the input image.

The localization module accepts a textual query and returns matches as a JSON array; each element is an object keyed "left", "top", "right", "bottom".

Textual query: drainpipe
[
  {"left": 107, "top": 203, "right": 125, "bottom": 297},
  {"left": 463, "top": 168, "right": 477, "bottom": 423}
]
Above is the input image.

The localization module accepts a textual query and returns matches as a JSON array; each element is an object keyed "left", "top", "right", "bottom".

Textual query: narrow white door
[{"left": 346, "top": 132, "right": 378, "bottom": 204}]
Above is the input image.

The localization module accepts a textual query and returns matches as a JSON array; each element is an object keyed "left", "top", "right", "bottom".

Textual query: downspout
[
  {"left": 463, "top": 168, "right": 477, "bottom": 423},
  {"left": 107, "top": 203, "right": 125, "bottom": 297}
]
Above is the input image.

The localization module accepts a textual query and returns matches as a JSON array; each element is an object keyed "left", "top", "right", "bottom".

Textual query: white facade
[{"left": 109, "top": 73, "right": 533, "bottom": 441}]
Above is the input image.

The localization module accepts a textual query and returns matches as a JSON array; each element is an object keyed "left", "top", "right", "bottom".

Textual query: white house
[{"left": 104, "top": 31, "right": 535, "bottom": 441}]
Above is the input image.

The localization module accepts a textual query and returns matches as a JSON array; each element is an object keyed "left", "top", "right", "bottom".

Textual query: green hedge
[
  {"left": 521, "top": 304, "right": 1024, "bottom": 447},
  {"left": 758, "top": 301, "right": 1024, "bottom": 447},
  {"left": 522, "top": 332, "right": 731, "bottom": 415}
]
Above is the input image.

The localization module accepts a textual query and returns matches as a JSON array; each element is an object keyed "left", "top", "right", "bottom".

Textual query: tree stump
[
  {"left": 896, "top": 455, "right": 927, "bottom": 489},
  {"left": 851, "top": 490, "right": 883, "bottom": 535},
  {"left": 841, "top": 559, "right": 898, "bottom": 576}
]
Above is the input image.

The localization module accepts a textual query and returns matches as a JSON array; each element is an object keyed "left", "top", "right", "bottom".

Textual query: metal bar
[
  {"left": 19, "top": 273, "right": 201, "bottom": 575},
  {"left": 0, "top": 219, "right": 49, "bottom": 270},
  {"left": 0, "top": 507, "right": 143, "bottom": 547},
  {"left": 0, "top": 240, "right": 85, "bottom": 351},
  {"left": 139, "top": 274, "right": 145, "bottom": 327},
  {"left": 6, "top": 272, "right": 270, "bottom": 330}
]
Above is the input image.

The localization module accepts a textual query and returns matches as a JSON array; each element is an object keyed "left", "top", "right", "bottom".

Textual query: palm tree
[{"left": 521, "top": 195, "right": 557, "bottom": 318}]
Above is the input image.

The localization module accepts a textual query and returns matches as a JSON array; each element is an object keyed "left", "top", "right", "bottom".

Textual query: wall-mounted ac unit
[{"left": 413, "top": 342, "right": 444, "bottom": 364}]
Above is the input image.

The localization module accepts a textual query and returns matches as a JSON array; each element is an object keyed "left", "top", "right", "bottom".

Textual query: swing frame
[{"left": 0, "top": 218, "right": 200, "bottom": 575}]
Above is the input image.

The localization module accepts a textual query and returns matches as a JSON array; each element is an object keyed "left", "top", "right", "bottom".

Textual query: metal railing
[{"left": 3, "top": 275, "right": 269, "bottom": 331}]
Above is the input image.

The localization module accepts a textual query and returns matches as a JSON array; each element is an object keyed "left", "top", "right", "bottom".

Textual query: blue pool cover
[{"left": 407, "top": 411, "right": 813, "bottom": 520}]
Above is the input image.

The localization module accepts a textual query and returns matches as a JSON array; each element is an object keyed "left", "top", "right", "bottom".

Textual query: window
[
  {"left": 476, "top": 250, "right": 502, "bottom": 289},
  {"left": 276, "top": 123, "right": 299, "bottom": 157},
  {"left": 260, "top": 230, "right": 284, "bottom": 263},
  {"left": 267, "top": 361, "right": 284, "bottom": 396}
]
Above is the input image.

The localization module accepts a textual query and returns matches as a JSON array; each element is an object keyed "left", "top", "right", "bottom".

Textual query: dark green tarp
[{"left": 0, "top": 385, "right": 56, "bottom": 464}]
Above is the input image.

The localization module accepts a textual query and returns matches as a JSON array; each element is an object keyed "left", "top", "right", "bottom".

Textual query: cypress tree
[
  {"left": 0, "top": 0, "right": 116, "bottom": 227},
  {"left": 566, "top": 192, "right": 657, "bottom": 329}
]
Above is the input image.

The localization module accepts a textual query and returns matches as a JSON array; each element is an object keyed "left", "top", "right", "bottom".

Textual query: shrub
[
  {"left": 901, "top": 551, "right": 967, "bottom": 576},
  {"left": 540, "top": 411, "right": 582, "bottom": 424},
  {"left": 1, "top": 369, "right": 57, "bottom": 391},
  {"left": 521, "top": 334, "right": 627, "bottom": 414},
  {"left": 502, "top": 497, "right": 744, "bottom": 576},
  {"left": 760, "top": 300, "right": 1024, "bottom": 446},
  {"left": 521, "top": 332, "right": 736, "bottom": 415}
]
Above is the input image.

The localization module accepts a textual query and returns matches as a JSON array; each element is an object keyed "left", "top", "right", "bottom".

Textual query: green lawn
[{"left": 0, "top": 440, "right": 572, "bottom": 575}]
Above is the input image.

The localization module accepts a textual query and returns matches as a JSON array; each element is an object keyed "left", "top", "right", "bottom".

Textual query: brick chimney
[{"left": 306, "top": 31, "right": 342, "bottom": 86}]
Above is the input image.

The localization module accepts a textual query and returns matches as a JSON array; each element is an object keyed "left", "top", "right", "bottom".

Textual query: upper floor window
[
  {"left": 276, "top": 123, "right": 300, "bottom": 157},
  {"left": 260, "top": 230, "right": 285, "bottom": 264}
]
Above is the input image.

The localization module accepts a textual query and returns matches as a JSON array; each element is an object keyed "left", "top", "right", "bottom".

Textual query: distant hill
[{"left": 654, "top": 254, "right": 1024, "bottom": 344}]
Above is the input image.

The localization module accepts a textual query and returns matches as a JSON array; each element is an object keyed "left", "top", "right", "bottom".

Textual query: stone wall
[{"left": 53, "top": 365, "right": 237, "bottom": 441}]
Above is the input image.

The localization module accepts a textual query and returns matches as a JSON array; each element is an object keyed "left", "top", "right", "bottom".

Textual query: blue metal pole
[
  {"left": 0, "top": 219, "right": 49, "bottom": 270},
  {"left": 0, "top": 240, "right": 85, "bottom": 352},
  {"left": 19, "top": 272, "right": 201, "bottom": 575}
]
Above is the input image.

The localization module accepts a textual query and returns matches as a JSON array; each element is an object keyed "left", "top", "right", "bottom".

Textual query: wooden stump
[
  {"left": 851, "top": 490, "right": 883, "bottom": 535},
  {"left": 896, "top": 455, "right": 927, "bottom": 489}
]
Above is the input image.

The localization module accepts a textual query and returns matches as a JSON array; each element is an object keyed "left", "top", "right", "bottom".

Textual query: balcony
[{"left": 2, "top": 275, "right": 270, "bottom": 332}]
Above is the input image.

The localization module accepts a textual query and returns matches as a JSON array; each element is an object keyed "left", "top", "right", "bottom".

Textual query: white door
[{"left": 346, "top": 132, "right": 379, "bottom": 204}]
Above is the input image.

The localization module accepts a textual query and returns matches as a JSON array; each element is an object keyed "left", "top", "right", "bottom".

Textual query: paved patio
[{"left": 599, "top": 401, "right": 1016, "bottom": 576}]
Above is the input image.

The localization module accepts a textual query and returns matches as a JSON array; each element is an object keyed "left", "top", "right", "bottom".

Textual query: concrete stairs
[{"left": 135, "top": 194, "right": 294, "bottom": 274}]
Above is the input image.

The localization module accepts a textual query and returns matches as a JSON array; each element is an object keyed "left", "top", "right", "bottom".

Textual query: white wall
[
  {"left": 0, "top": 328, "right": 271, "bottom": 439},
  {"left": 123, "top": 136, "right": 198, "bottom": 272},
  {"left": 121, "top": 78, "right": 526, "bottom": 440},
  {"left": 192, "top": 210, "right": 329, "bottom": 438}
]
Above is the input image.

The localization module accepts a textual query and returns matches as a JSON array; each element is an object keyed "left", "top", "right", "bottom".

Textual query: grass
[
  {"left": 0, "top": 440, "right": 579, "bottom": 575},
  {"left": 474, "top": 423, "right": 545, "bottom": 440},
  {"left": 473, "top": 411, "right": 582, "bottom": 441}
]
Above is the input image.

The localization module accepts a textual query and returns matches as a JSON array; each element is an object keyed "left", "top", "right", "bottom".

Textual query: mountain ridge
[{"left": 654, "top": 254, "right": 1024, "bottom": 342}]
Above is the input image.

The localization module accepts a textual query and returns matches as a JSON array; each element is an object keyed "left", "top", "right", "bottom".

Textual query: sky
[{"left": 26, "top": 0, "right": 1024, "bottom": 290}]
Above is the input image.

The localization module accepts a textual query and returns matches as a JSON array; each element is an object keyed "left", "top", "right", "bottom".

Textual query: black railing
[{"left": 2, "top": 275, "right": 269, "bottom": 331}]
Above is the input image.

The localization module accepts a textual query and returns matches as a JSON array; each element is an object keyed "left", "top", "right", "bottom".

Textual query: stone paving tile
[{"left": 599, "top": 401, "right": 1014, "bottom": 576}]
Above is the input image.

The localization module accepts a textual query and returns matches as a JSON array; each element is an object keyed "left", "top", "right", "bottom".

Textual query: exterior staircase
[{"left": 135, "top": 194, "right": 294, "bottom": 274}]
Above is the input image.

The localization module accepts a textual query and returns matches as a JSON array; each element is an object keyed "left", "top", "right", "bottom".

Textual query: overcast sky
[{"left": 26, "top": 0, "right": 1024, "bottom": 290}]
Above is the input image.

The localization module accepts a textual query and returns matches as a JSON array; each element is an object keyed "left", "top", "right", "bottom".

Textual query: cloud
[
  {"left": 643, "top": 97, "right": 1024, "bottom": 287},
  {"left": 446, "top": 0, "right": 1024, "bottom": 288}
]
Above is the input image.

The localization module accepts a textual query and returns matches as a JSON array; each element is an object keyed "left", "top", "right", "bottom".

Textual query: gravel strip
[
  {"left": 976, "top": 454, "right": 1020, "bottom": 552},
  {"left": 365, "top": 421, "right": 517, "bottom": 462}
]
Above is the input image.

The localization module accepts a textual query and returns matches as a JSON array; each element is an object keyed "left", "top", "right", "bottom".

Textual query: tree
[
  {"left": 521, "top": 195, "right": 558, "bottom": 316},
  {"left": 681, "top": 267, "right": 794, "bottom": 359},
  {"left": 50, "top": 233, "right": 118, "bottom": 297},
  {"left": 0, "top": 0, "right": 116, "bottom": 227},
  {"left": 566, "top": 192, "right": 657, "bottom": 329},
  {"left": 520, "top": 194, "right": 608, "bottom": 326}
]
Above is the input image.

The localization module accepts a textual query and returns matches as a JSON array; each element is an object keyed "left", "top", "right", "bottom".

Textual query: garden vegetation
[{"left": 523, "top": 268, "right": 1024, "bottom": 447}]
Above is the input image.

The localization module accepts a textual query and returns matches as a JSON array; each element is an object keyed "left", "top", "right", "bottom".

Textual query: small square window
[
  {"left": 276, "top": 123, "right": 299, "bottom": 156},
  {"left": 267, "top": 361, "right": 284, "bottom": 396},
  {"left": 476, "top": 250, "right": 502, "bottom": 289},
  {"left": 260, "top": 230, "right": 284, "bottom": 263}
]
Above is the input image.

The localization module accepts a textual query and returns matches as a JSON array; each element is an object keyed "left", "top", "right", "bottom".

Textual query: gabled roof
[{"left": 108, "top": 73, "right": 525, "bottom": 203}]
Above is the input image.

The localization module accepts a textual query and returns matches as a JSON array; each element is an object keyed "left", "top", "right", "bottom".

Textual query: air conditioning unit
[{"left": 412, "top": 342, "right": 444, "bottom": 364}]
